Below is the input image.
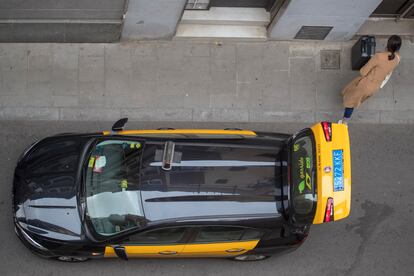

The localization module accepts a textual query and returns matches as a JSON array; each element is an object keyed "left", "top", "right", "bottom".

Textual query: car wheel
[
  {"left": 55, "top": 256, "right": 89, "bottom": 262},
  {"left": 231, "top": 254, "right": 270, "bottom": 261}
]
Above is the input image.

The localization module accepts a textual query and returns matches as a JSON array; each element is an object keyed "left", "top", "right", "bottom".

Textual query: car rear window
[{"left": 291, "top": 132, "right": 317, "bottom": 219}]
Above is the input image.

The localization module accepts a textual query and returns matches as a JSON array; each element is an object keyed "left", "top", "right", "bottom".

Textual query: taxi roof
[
  {"left": 139, "top": 140, "right": 285, "bottom": 222},
  {"left": 141, "top": 191, "right": 281, "bottom": 222}
]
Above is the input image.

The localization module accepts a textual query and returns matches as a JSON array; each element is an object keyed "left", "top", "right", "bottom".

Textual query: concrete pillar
[
  {"left": 121, "top": 0, "right": 187, "bottom": 41},
  {"left": 268, "top": 0, "right": 383, "bottom": 41}
]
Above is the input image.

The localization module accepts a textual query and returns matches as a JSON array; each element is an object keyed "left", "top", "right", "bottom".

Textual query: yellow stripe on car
[
  {"left": 104, "top": 245, "right": 185, "bottom": 258},
  {"left": 180, "top": 240, "right": 259, "bottom": 257},
  {"left": 311, "top": 123, "right": 351, "bottom": 224},
  {"left": 104, "top": 240, "right": 259, "bottom": 258}
]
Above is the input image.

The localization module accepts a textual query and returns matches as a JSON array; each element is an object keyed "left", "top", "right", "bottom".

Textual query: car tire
[
  {"left": 55, "top": 256, "right": 90, "bottom": 262},
  {"left": 230, "top": 254, "right": 270, "bottom": 261}
]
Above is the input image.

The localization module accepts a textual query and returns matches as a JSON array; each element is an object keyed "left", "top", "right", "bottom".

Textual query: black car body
[{"left": 13, "top": 121, "right": 350, "bottom": 261}]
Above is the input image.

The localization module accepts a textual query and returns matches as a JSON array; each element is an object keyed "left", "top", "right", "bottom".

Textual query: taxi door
[
  {"left": 104, "top": 227, "right": 189, "bottom": 259},
  {"left": 180, "top": 226, "right": 261, "bottom": 258}
]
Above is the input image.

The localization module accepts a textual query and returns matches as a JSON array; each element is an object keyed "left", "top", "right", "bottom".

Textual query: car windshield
[
  {"left": 290, "top": 132, "right": 317, "bottom": 221},
  {"left": 85, "top": 139, "right": 145, "bottom": 236}
]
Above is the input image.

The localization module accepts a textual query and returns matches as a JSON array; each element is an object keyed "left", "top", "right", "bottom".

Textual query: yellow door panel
[
  {"left": 104, "top": 245, "right": 185, "bottom": 258},
  {"left": 181, "top": 240, "right": 259, "bottom": 258}
]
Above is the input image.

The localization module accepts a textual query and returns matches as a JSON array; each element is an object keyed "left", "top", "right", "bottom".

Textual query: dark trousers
[{"left": 343, "top": 107, "right": 354, "bottom": 119}]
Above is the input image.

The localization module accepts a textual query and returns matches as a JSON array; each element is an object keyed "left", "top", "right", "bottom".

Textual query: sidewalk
[{"left": 0, "top": 39, "right": 413, "bottom": 124}]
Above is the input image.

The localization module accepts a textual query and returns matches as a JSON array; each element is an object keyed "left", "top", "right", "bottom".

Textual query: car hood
[{"left": 13, "top": 136, "right": 90, "bottom": 241}]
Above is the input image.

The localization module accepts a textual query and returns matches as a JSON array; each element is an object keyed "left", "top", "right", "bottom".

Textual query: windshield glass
[
  {"left": 85, "top": 139, "right": 145, "bottom": 236},
  {"left": 291, "top": 132, "right": 316, "bottom": 220}
]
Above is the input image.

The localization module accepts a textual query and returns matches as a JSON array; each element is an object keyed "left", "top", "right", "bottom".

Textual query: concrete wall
[
  {"left": 0, "top": 0, "right": 126, "bottom": 42},
  {"left": 357, "top": 18, "right": 414, "bottom": 37},
  {"left": 268, "top": 0, "right": 383, "bottom": 41},
  {"left": 121, "top": 0, "right": 187, "bottom": 41},
  {"left": 0, "top": 0, "right": 125, "bottom": 20}
]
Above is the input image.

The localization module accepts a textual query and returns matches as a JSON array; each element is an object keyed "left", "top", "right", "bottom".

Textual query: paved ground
[
  {"left": 0, "top": 39, "right": 413, "bottom": 124},
  {"left": 0, "top": 120, "right": 413, "bottom": 276}
]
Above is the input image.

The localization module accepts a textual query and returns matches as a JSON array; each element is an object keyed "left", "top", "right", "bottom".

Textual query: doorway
[
  {"left": 209, "top": 0, "right": 277, "bottom": 11},
  {"left": 178, "top": 0, "right": 287, "bottom": 39},
  {"left": 371, "top": 0, "right": 414, "bottom": 19}
]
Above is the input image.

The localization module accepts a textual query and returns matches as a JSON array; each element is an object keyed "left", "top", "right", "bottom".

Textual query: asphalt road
[{"left": 1, "top": 120, "right": 413, "bottom": 276}]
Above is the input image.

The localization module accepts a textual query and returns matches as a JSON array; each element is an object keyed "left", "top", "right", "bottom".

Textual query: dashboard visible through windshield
[{"left": 85, "top": 139, "right": 145, "bottom": 236}]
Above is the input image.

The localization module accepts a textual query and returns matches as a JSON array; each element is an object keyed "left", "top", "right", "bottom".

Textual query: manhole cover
[{"left": 320, "top": 50, "right": 341, "bottom": 70}]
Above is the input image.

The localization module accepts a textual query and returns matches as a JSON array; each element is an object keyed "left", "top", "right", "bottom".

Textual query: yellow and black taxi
[{"left": 12, "top": 119, "right": 351, "bottom": 262}]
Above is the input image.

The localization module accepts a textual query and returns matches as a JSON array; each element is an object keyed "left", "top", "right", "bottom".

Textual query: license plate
[{"left": 332, "top": 150, "right": 344, "bottom": 191}]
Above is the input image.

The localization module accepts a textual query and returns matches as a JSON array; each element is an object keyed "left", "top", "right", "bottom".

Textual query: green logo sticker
[
  {"left": 298, "top": 180, "right": 305, "bottom": 194},
  {"left": 298, "top": 157, "right": 305, "bottom": 179},
  {"left": 294, "top": 144, "right": 300, "bottom": 152},
  {"left": 306, "top": 173, "right": 312, "bottom": 190},
  {"left": 306, "top": 157, "right": 311, "bottom": 169}
]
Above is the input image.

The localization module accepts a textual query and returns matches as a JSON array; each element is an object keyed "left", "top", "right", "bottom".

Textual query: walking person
[{"left": 339, "top": 35, "right": 402, "bottom": 124}]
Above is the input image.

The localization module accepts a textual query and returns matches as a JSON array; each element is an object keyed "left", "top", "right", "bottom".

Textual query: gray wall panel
[
  {"left": 283, "top": 0, "right": 382, "bottom": 17},
  {"left": 0, "top": 23, "right": 121, "bottom": 42},
  {"left": 11, "top": 23, "right": 65, "bottom": 42},
  {"left": 0, "top": 10, "right": 123, "bottom": 20},
  {"left": 121, "top": 0, "right": 187, "bottom": 41},
  {"left": 0, "top": 0, "right": 125, "bottom": 42},
  {"left": 65, "top": 23, "right": 121, "bottom": 42},
  {"left": 0, "top": 0, "right": 125, "bottom": 10},
  {"left": 269, "top": 0, "right": 383, "bottom": 41},
  {"left": 0, "top": 24, "right": 13, "bottom": 42}
]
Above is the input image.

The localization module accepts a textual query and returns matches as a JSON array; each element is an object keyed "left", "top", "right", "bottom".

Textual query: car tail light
[
  {"left": 324, "top": 198, "right": 334, "bottom": 222},
  {"left": 321, "top": 122, "right": 332, "bottom": 142}
]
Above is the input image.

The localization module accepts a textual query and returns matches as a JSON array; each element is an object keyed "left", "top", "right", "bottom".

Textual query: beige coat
[{"left": 342, "top": 52, "right": 400, "bottom": 108}]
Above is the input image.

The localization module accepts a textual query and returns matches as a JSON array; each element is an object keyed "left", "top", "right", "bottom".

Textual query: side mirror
[
  {"left": 114, "top": 246, "right": 128, "bottom": 261},
  {"left": 112, "top": 118, "right": 128, "bottom": 132}
]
